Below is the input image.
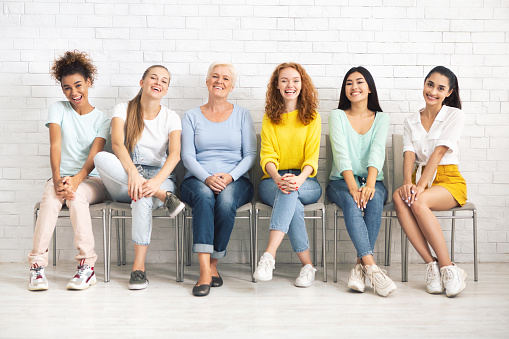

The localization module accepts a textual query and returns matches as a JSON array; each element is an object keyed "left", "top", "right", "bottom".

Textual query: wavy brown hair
[
  {"left": 51, "top": 50, "right": 97, "bottom": 85},
  {"left": 265, "top": 62, "right": 318, "bottom": 125},
  {"left": 124, "top": 65, "right": 170, "bottom": 153}
]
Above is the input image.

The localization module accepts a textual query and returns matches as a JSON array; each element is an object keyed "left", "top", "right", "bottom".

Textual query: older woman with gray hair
[{"left": 180, "top": 62, "right": 257, "bottom": 296}]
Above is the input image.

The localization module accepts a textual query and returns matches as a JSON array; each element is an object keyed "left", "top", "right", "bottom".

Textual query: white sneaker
[
  {"left": 425, "top": 261, "right": 443, "bottom": 294},
  {"left": 28, "top": 264, "right": 48, "bottom": 291},
  {"left": 364, "top": 264, "right": 397, "bottom": 297},
  {"left": 347, "top": 263, "right": 365, "bottom": 292},
  {"left": 441, "top": 263, "right": 467, "bottom": 297},
  {"left": 253, "top": 252, "right": 275, "bottom": 281},
  {"left": 66, "top": 260, "right": 97, "bottom": 290},
  {"left": 295, "top": 264, "right": 316, "bottom": 287}
]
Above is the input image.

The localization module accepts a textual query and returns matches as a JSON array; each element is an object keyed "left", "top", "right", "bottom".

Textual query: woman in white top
[
  {"left": 94, "top": 65, "right": 184, "bottom": 290},
  {"left": 393, "top": 66, "right": 467, "bottom": 297}
]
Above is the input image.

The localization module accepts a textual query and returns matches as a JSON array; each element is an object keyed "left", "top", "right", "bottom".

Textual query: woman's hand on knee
[
  {"left": 396, "top": 183, "right": 417, "bottom": 207},
  {"left": 359, "top": 185, "right": 376, "bottom": 210},
  {"left": 205, "top": 175, "right": 226, "bottom": 193},
  {"left": 142, "top": 177, "right": 162, "bottom": 197},
  {"left": 349, "top": 188, "right": 362, "bottom": 209},
  {"left": 282, "top": 173, "right": 306, "bottom": 193},
  {"left": 128, "top": 170, "right": 146, "bottom": 201}
]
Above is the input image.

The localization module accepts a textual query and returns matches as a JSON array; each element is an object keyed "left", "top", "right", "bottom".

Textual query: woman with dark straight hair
[
  {"left": 327, "top": 66, "right": 396, "bottom": 297},
  {"left": 393, "top": 66, "right": 467, "bottom": 297}
]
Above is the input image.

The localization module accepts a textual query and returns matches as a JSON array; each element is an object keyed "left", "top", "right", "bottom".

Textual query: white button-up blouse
[{"left": 403, "top": 105, "right": 465, "bottom": 187}]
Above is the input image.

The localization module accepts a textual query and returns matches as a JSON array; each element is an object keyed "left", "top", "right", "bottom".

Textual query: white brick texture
[{"left": 0, "top": 1, "right": 508, "bottom": 265}]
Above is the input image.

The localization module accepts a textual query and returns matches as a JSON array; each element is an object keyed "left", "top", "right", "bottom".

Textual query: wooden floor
[{"left": 1, "top": 261, "right": 508, "bottom": 338}]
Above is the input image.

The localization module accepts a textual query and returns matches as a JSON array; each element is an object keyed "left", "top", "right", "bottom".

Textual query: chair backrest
[
  {"left": 392, "top": 134, "right": 404, "bottom": 191},
  {"left": 253, "top": 134, "right": 264, "bottom": 201}
]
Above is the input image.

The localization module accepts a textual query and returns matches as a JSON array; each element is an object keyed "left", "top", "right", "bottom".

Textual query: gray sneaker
[
  {"left": 164, "top": 192, "right": 185, "bottom": 217},
  {"left": 129, "top": 270, "right": 149, "bottom": 290},
  {"left": 28, "top": 264, "right": 48, "bottom": 291}
]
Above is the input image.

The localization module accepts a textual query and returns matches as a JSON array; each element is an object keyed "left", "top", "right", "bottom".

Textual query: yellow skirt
[{"left": 412, "top": 164, "right": 467, "bottom": 206}]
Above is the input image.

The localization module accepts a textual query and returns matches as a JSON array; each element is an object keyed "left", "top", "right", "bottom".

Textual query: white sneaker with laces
[
  {"left": 425, "top": 261, "right": 443, "bottom": 294},
  {"left": 66, "top": 259, "right": 97, "bottom": 290},
  {"left": 364, "top": 264, "right": 397, "bottom": 297},
  {"left": 253, "top": 252, "right": 275, "bottom": 281},
  {"left": 347, "top": 263, "right": 365, "bottom": 292},
  {"left": 441, "top": 263, "right": 467, "bottom": 297},
  {"left": 28, "top": 264, "right": 48, "bottom": 291},
  {"left": 295, "top": 264, "right": 316, "bottom": 287}
]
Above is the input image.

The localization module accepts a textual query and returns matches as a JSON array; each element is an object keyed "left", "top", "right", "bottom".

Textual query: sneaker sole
[
  {"left": 129, "top": 281, "right": 149, "bottom": 290},
  {"left": 67, "top": 277, "right": 97, "bottom": 290},
  {"left": 253, "top": 273, "right": 272, "bottom": 281},
  {"left": 347, "top": 282, "right": 365, "bottom": 293},
  {"left": 426, "top": 286, "right": 444, "bottom": 294},
  {"left": 295, "top": 281, "right": 313, "bottom": 288},
  {"left": 446, "top": 270, "right": 467, "bottom": 297},
  {"left": 376, "top": 282, "right": 397, "bottom": 297},
  {"left": 28, "top": 284, "right": 48, "bottom": 291},
  {"left": 168, "top": 202, "right": 185, "bottom": 218}
]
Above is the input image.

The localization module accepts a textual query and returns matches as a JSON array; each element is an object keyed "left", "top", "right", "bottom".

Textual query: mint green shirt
[
  {"left": 46, "top": 101, "right": 110, "bottom": 177},
  {"left": 328, "top": 109, "right": 389, "bottom": 187}
]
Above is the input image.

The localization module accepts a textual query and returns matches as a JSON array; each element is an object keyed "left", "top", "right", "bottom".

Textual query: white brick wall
[{"left": 1, "top": 0, "right": 508, "bottom": 265}]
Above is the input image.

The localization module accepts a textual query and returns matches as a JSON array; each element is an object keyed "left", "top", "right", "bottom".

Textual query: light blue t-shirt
[
  {"left": 329, "top": 109, "right": 389, "bottom": 187},
  {"left": 45, "top": 101, "right": 110, "bottom": 177},
  {"left": 181, "top": 105, "right": 257, "bottom": 182}
]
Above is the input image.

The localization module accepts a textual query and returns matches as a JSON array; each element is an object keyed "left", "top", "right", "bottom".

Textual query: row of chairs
[{"left": 33, "top": 134, "right": 478, "bottom": 284}]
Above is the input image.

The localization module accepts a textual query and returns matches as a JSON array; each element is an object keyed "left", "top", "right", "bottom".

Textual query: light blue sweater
[
  {"left": 181, "top": 105, "right": 257, "bottom": 182},
  {"left": 329, "top": 109, "right": 389, "bottom": 187}
]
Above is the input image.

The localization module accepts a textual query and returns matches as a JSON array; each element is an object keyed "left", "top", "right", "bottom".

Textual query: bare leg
[
  {"left": 410, "top": 186, "right": 458, "bottom": 268},
  {"left": 394, "top": 191, "right": 435, "bottom": 263},
  {"left": 265, "top": 230, "right": 285, "bottom": 258},
  {"left": 296, "top": 249, "right": 313, "bottom": 266},
  {"left": 133, "top": 244, "right": 148, "bottom": 271},
  {"left": 210, "top": 258, "right": 219, "bottom": 277},
  {"left": 360, "top": 254, "right": 375, "bottom": 266},
  {"left": 197, "top": 253, "right": 212, "bottom": 285},
  {"left": 153, "top": 189, "right": 167, "bottom": 203}
]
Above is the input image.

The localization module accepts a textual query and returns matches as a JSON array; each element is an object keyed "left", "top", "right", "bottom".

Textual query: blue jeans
[
  {"left": 94, "top": 151, "right": 176, "bottom": 245},
  {"left": 180, "top": 176, "right": 254, "bottom": 259},
  {"left": 327, "top": 179, "right": 388, "bottom": 258},
  {"left": 258, "top": 170, "right": 322, "bottom": 253}
]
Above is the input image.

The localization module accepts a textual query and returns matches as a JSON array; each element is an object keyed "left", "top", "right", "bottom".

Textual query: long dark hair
[
  {"left": 425, "top": 66, "right": 462, "bottom": 109},
  {"left": 338, "top": 66, "right": 382, "bottom": 112}
]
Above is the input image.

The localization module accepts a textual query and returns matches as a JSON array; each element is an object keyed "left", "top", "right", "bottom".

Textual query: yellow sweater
[{"left": 260, "top": 110, "right": 321, "bottom": 179}]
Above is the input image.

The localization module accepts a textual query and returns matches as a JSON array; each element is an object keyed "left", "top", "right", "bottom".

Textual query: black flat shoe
[
  {"left": 192, "top": 282, "right": 211, "bottom": 297},
  {"left": 211, "top": 273, "right": 223, "bottom": 287}
]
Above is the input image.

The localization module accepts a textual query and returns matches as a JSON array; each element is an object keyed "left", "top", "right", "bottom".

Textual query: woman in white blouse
[{"left": 393, "top": 66, "right": 467, "bottom": 297}]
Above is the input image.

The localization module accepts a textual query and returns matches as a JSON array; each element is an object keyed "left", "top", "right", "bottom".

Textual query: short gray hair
[{"left": 206, "top": 61, "right": 237, "bottom": 88}]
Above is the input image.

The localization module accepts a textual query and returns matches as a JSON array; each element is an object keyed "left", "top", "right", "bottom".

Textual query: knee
[
  {"left": 93, "top": 151, "right": 109, "bottom": 170},
  {"left": 132, "top": 196, "right": 153, "bottom": 211},
  {"left": 409, "top": 198, "right": 429, "bottom": 216}
]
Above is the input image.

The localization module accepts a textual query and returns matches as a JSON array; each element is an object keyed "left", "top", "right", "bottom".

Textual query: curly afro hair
[{"left": 51, "top": 50, "right": 97, "bottom": 85}]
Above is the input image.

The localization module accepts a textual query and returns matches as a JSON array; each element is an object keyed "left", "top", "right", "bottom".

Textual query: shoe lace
[
  {"left": 366, "top": 266, "right": 388, "bottom": 293},
  {"left": 353, "top": 266, "right": 364, "bottom": 280},
  {"left": 299, "top": 266, "right": 314, "bottom": 279},
  {"left": 73, "top": 260, "right": 91, "bottom": 279},
  {"left": 132, "top": 270, "right": 146, "bottom": 281},
  {"left": 425, "top": 263, "right": 438, "bottom": 284},
  {"left": 258, "top": 258, "right": 273, "bottom": 272},
  {"left": 30, "top": 265, "right": 44, "bottom": 280},
  {"left": 441, "top": 267, "right": 455, "bottom": 283}
]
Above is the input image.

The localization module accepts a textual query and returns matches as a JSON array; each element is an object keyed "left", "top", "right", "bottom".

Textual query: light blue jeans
[
  {"left": 258, "top": 170, "right": 322, "bottom": 253},
  {"left": 94, "top": 151, "right": 176, "bottom": 245},
  {"left": 326, "top": 179, "right": 387, "bottom": 258}
]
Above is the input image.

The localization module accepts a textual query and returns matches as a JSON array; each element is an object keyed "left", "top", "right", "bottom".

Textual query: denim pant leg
[
  {"left": 131, "top": 167, "right": 176, "bottom": 246},
  {"left": 327, "top": 180, "right": 387, "bottom": 258},
  {"left": 259, "top": 173, "right": 322, "bottom": 253},
  {"left": 180, "top": 177, "right": 216, "bottom": 254},
  {"left": 212, "top": 176, "right": 253, "bottom": 259},
  {"left": 94, "top": 151, "right": 131, "bottom": 203}
]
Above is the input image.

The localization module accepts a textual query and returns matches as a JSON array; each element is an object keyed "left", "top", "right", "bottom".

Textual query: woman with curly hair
[
  {"left": 253, "top": 62, "right": 322, "bottom": 287},
  {"left": 327, "top": 66, "right": 396, "bottom": 297},
  {"left": 94, "top": 65, "right": 184, "bottom": 290},
  {"left": 28, "top": 50, "right": 109, "bottom": 291}
]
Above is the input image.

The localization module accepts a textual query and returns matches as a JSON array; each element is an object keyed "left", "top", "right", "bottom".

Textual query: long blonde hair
[{"left": 124, "top": 65, "right": 170, "bottom": 153}]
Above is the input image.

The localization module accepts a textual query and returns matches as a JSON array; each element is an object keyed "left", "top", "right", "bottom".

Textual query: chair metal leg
[
  {"left": 401, "top": 228, "right": 408, "bottom": 282},
  {"left": 321, "top": 208, "right": 327, "bottom": 282},
  {"left": 175, "top": 213, "right": 181, "bottom": 282},
  {"left": 122, "top": 211, "right": 126, "bottom": 265},
  {"left": 116, "top": 212, "right": 121, "bottom": 266},
  {"left": 253, "top": 208, "right": 259, "bottom": 283},
  {"left": 451, "top": 211, "right": 456, "bottom": 262},
  {"left": 52, "top": 229, "right": 57, "bottom": 266},
  {"left": 334, "top": 209, "right": 338, "bottom": 283},
  {"left": 473, "top": 209, "right": 478, "bottom": 281},
  {"left": 249, "top": 209, "right": 255, "bottom": 282},
  {"left": 385, "top": 215, "right": 392, "bottom": 266},
  {"left": 313, "top": 211, "right": 317, "bottom": 267},
  {"left": 108, "top": 209, "right": 113, "bottom": 282},
  {"left": 185, "top": 211, "right": 192, "bottom": 266},
  {"left": 102, "top": 209, "right": 108, "bottom": 282}
]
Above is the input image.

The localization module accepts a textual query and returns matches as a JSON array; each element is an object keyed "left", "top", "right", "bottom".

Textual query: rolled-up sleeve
[
  {"left": 181, "top": 112, "right": 210, "bottom": 182},
  {"left": 367, "top": 113, "right": 389, "bottom": 173},
  {"left": 229, "top": 108, "right": 257, "bottom": 181},
  {"left": 301, "top": 113, "right": 321, "bottom": 177}
]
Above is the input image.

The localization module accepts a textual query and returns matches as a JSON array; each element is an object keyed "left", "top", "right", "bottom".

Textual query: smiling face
[
  {"left": 61, "top": 73, "right": 91, "bottom": 109},
  {"left": 277, "top": 67, "right": 302, "bottom": 105},
  {"left": 423, "top": 72, "right": 453, "bottom": 108},
  {"left": 140, "top": 67, "right": 170, "bottom": 99},
  {"left": 344, "top": 71, "right": 370, "bottom": 104},
  {"left": 206, "top": 66, "right": 233, "bottom": 98}
]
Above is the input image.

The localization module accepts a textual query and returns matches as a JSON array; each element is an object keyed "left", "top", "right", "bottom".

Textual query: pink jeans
[{"left": 28, "top": 177, "right": 106, "bottom": 267}]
